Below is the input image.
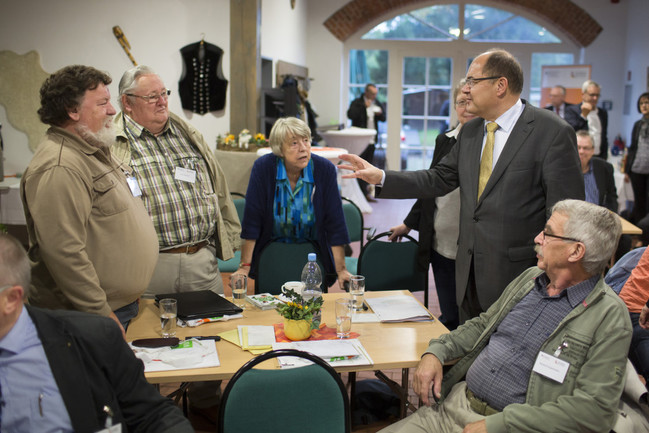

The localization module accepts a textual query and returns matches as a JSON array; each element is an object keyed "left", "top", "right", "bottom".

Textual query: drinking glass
[
  {"left": 159, "top": 298, "right": 177, "bottom": 338},
  {"left": 335, "top": 298, "right": 352, "bottom": 338},
  {"left": 350, "top": 275, "right": 365, "bottom": 311},
  {"left": 230, "top": 274, "right": 248, "bottom": 308}
]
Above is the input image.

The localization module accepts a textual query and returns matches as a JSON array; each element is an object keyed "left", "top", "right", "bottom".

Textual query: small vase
[{"left": 283, "top": 318, "right": 312, "bottom": 341}]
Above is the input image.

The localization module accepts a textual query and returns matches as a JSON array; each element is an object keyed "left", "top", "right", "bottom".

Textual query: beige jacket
[
  {"left": 113, "top": 112, "right": 241, "bottom": 260},
  {"left": 21, "top": 127, "right": 159, "bottom": 316}
]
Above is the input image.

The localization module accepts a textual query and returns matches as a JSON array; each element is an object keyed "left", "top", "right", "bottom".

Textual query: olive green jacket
[
  {"left": 113, "top": 112, "right": 241, "bottom": 260},
  {"left": 428, "top": 267, "right": 632, "bottom": 433}
]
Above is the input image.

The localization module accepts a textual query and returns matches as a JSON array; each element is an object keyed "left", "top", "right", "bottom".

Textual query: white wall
[
  {"left": 0, "top": 0, "right": 230, "bottom": 175},
  {"left": 261, "top": 0, "right": 308, "bottom": 85}
]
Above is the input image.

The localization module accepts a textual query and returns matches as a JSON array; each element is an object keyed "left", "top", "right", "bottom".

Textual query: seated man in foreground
[
  {"left": 380, "top": 199, "right": 631, "bottom": 433},
  {"left": 0, "top": 233, "right": 193, "bottom": 433}
]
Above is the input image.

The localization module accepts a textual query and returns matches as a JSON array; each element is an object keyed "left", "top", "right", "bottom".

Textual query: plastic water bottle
[{"left": 301, "top": 253, "right": 323, "bottom": 324}]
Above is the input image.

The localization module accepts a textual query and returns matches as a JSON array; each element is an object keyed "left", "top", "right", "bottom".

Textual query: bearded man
[{"left": 20, "top": 65, "right": 158, "bottom": 335}]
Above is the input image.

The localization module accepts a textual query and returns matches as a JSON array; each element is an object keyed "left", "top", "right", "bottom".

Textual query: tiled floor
[{"left": 161, "top": 197, "right": 442, "bottom": 432}]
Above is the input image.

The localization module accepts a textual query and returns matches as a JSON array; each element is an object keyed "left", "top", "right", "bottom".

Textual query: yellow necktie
[{"left": 478, "top": 122, "right": 499, "bottom": 200}]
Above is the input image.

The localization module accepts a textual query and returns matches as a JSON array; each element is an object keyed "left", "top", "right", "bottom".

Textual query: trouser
[
  {"left": 629, "top": 312, "right": 649, "bottom": 385},
  {"left": 146, "top": 244, "right": 224, "bottom": 407},
  {"left": 378, "top": 382, "right": 485, "bottom": 433},
  {"left": 459, "top": 263, "right": 484, "bottom": 325},
  {"left": 113, "top": 300, "right": 139, "bottom": 331},
  {"left": 430, "top": 250, "right": 459, "bottom": 330}
]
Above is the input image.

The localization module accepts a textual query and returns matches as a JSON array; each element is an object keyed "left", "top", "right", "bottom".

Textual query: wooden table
[
  {"left": 620, "top": 215, "right": 642, "bottom": 235},
  {"left": 127, "top": 290, "right": 449, "bottom": 417}
]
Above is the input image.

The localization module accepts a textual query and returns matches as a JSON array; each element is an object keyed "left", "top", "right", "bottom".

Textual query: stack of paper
[
  {"left": 365, "top": 295, "right": 433, "bottom": 322},
  {"left": 246, "top": 293, "right": 284, "bottom": 310},
  {"left": 219, "top": 325, "right": 276, "bottom": 355},
  {"left": 272, "top": 339, "right": 373, "bottom": 368},
  {"left": 130, "top": 339, "right": 220, "bottom": 372}
]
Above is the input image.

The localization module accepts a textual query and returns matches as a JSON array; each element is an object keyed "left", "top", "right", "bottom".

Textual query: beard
[{"left": 76, "top": 117, "right": 116, "bottom": 148}]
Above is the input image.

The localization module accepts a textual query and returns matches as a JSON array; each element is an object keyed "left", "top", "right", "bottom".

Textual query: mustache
[{"left": 534, "top": 244, "right": 542, "bottom": 257}]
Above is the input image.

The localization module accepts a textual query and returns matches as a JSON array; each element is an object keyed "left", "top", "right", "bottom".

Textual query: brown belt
[
  {"left": 466, "top": 388, "right": 500, "bottom": 416},
  {"left": 160, "top": 240, "right": 210, "bottom": 255}
]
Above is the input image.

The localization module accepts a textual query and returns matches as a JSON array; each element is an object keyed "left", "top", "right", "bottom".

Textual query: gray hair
[
  {"left": 452, "top": 79, "right": 466, "bottom": 104},
  {"left": 576, "top": 129, "right": 594, "bottom": 148},
  {"left": 551, "top": 199, "right": 621, "bottom": 275},
  {"left": 118, "top": 65, "right": 158, "bottom": 109},
  {"left": 268, "top": 117, "right": 312, "bottom": 156},
  {"left": 0, "top": 233, "right": 31, "bottom": 299},
  {"left": 582, "top": 80, "right": 600, "bottom": 93}
]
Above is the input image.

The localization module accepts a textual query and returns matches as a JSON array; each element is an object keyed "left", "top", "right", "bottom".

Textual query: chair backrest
[
  {"left": 232, "top": 196, "right": 245, "bottom": 223},
  {"left": 256, "top": 241, "right": 324, "bottom": 295},
  {"left": 342, "top": 197, "right": 364, "bottom": 246},
  {"left": 357, "top": 231, "right": 428, "bottom": 307},
  {"left": 219, "top": 349, "right": 351, "bottom": 433}
]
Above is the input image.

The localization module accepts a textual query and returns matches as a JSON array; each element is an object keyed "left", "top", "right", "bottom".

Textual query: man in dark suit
[
  {"left": 544, "top": 85, "right": 572, "bottom": 119},
  {"left": 0, "top": 233, "right": 193, "bottom": 433},
  {"left": 340, "top": 49, "right": 584, "bottom": 322},
  {"left": 347, "top": 83, "right": 386, "bottom": 200},
  {"left": 565, "top": 80, "right": 609, "bottom": 160},
  {"left": 577, "top": 130, "right": 618, "bottom": 211}
]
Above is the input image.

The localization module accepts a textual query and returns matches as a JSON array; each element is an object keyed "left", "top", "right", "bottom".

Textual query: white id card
[
  {"left": 533, "top": 351, "right": 570, "bottom": 383},
  {"left": 126, "top": 176, "right": 142, "bottom": 197},
  {"left": 97, "top": 423, "right": 122, "bottom": 433},
  {"left": 174, "top": 167, "right": 197, "bottom": 183}
]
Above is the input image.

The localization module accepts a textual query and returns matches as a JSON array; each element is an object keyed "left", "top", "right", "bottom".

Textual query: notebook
[{"left": 154, "top": 290, "right": 243, "bottom": 320}]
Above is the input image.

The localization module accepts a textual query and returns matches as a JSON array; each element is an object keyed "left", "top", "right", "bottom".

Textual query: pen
[
  {"left": 186, "top": 336, "right": 221, "bottom": 341},
  {"left": 39, "top": 393, "right": 43, "bottom": 416}
]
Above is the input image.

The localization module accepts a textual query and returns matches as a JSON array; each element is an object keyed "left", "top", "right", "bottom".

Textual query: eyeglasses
[
  {"left": 126, "top": 89, "right": 171, "bottom": 104},
  {"left": 542, "top": 231, "right": 581, "bottom": 243},
  {"left": 464, "top": 76, "right": 500, "bottom": 88},
  {"left": 0, "top": 284, "right": 14, "bottom": 293},
  {"left": 455, "top": 100, "right": 468, "bottom": 107}
]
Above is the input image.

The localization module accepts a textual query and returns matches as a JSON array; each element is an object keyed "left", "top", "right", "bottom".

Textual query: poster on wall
[{"left": 540, "top": 65, "right": 591, "bottom": 107}]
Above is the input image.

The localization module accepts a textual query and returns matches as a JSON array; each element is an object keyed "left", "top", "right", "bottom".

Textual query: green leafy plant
[{"left": 276, "top": 288, "right": 323, "bottom": 330}]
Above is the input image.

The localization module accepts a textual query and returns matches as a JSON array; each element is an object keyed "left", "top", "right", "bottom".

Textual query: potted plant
[{"left": 276, "top": 288, "right": 323, "bottom": 341}]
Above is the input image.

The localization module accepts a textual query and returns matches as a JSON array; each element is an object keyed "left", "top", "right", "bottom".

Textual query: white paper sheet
[
  {"left": 130, "top": 339, "right": 220, "bottom": 372},
  {"left": 365, "top": 295, "right": 433, "bottom": 322},
  {"left": 272, "top": 339, "right": 373, "bottom": 368}
]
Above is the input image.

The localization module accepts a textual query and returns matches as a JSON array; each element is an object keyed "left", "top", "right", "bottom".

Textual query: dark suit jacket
[
  {"left": 626, "top": 118, "right": 646, "bottom": 176},
  {"left": 26, "top": 306, "right": 193, "bottom": 433},
  {"left": 590, "top": 157, "right": 618, "bottom": 212},
  {"left": 565, "top": 103, "right": 609, "bottom": 159},
  {"left": 378, "top": 101, "right": 584, "bottom": 311},
  {"left": 347, "top": 96, "right": 386, "bottom": 142},
  {"left": 403, "top": 131, "right": 457, "bottom": 270}
]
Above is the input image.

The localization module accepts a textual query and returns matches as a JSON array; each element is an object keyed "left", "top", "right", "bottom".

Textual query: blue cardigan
[{"left": 242, "top": 153, "right": 349, "bottom": 286}]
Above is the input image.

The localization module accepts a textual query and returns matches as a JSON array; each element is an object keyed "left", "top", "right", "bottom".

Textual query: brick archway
[{"left": 324, "top": 0, "right": 602, "bottom": 47}]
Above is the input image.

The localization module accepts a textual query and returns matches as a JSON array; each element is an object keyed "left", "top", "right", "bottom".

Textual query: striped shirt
[
  {"left": 465, "top": 273, "right": 598, "bottom": 410},
  {"left": 583, "top": 161, "right": 599, "bottom": 205},
  {"left": 123, "top": 115, "right": 217, "bottom": 248},
  {"left": 273, "top": 158, "right": 316, "bottom": 242}
]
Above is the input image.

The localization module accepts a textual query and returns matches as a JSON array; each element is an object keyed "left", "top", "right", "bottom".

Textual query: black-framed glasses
[
  {"left": 126, "top": 89, "right": 171, "bottom": 104},
  {"left": 465, "top": 76, "right": 500, "bottom": 88},
  {"left": 542, "top": 231, "right": 581, "bottom": 243}
]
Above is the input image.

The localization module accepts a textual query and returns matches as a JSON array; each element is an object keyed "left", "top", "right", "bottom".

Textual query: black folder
[{"left": 154, "top": 290, "right": 243, "bottom": 320}]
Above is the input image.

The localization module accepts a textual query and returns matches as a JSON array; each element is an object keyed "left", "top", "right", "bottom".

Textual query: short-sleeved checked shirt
[{"left": 123, "top": 115, "right": 218, "bottom": 248}]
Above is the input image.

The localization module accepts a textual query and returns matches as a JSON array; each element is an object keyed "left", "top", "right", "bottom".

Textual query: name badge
[
  {"left": 97, "top": 423, "right": 122, "bottom": 433},
  {"left": 533, "top": 351, "right": 570, "bottom": 383},
  {"left": 126, "top": 176, "right": 142, "bottom": 197},
  {"left": 174, "top": 167, "right": 197, "bottom": 183}
]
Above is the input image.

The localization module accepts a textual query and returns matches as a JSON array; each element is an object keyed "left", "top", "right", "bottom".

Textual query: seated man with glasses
[
  {"left": 380, "top": 199, "right": 631, "bottom": 433},
  {"left": 113, "top": 65, "right": 241, "bottom": 424}
]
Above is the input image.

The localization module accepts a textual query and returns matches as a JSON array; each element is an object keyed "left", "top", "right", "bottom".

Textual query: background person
[
  {"left": 380, "top": 200, "right": 629, "bottom": 433},
  {"left": 347, "top": 83, "right": 386, "bottom": 201},
  {"left": 0, "top": 233, "right": 193, "bottom": 433},
  {"left": 340, "top": 49, "right": 584, "bottom": 323},
  {"left": 566, "top": 80, "right": 609, "bottom": 160},
  {"left": 387, "top": 80, "right": 476, "bottom": 330},
  {"left": 577, "top": 130, "right": 618, "bottom": 211},
  {"left": 233, "top": 117, "right": 351, "bottom": 288},
  {"left": 21, "top": 65, "right": 158, "bottom": 333},
  {"left": 625, "top": 92, "right": 649, "bottom": 226}
]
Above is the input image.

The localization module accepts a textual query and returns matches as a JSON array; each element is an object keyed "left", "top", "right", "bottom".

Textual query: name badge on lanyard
[
  {"left": 126, "top": 176, "right": 142, "bottom": 197},
  {"left": 174, "top": 167, "right": 197, "bottom": 183},
  {"left": 532, "top": 343, "right": 570, "bottom": 383}
]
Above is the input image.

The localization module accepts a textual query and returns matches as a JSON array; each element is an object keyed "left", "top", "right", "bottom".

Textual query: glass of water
[
  {"left": 159, "top": 298, "right": 177, "bottom": 338},
  {"left": 230, "top": 274, "right": 248, "bottom": 308},
  {"left": 335, "top": 298, "right": 352, "bottom": 338},
  {"left": 350, "top": 275, "right": 365, "bottom": 312}
]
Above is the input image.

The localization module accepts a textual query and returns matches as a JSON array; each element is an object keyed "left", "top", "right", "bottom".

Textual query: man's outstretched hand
[{"left": 338, "top": 153, "right": 384, "bottom": 185}]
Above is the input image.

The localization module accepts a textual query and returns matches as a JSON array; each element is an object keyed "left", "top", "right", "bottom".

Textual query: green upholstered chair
[
  {"left": 218, "top": 194, "right": 246, "bottom": 273},
  {"left": 357, "top": 231, "right": 428, "bottom": 308},
  {"left": 218, "top": 349, "right": 351, "bottom": 433},
  {"left": 255, "top": 241, "right": 325, "bottom": 295}
]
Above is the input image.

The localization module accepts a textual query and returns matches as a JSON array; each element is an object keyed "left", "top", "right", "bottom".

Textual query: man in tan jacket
[{"left": 21, "top": 65, "right": 158, "bottom": 335}]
